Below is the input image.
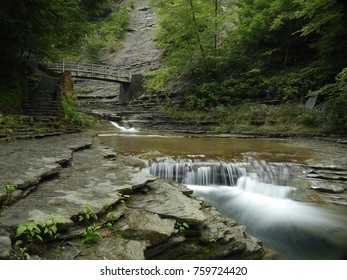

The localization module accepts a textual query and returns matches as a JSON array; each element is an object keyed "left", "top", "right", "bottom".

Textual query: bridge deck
[{"left": 49, "top": 62, "right": 132, "bottom": 83}]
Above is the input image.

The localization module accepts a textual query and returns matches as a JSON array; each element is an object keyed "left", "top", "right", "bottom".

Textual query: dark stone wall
[{"left": 119, "top": 74, "right": 144, "bottom": 104}]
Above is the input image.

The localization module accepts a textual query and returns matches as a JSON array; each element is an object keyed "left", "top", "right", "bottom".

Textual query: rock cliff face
[
  {"left": 0, "top": 133, "right": 264, "bottom": 260},
  {"left": 106, "top": 0, "right": 162, "bottom": 73},
  {"left": 74, "top": 0, "right": 219, "bottom": 133}
]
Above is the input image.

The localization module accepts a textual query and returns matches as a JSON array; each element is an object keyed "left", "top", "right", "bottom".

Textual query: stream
[{"left": 99, "top": 127, "right": 347, "bottom": 260}]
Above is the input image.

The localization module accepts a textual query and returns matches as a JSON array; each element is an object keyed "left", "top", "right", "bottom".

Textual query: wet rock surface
[
  {"left": 104, "top": 0, "right": 162, "bottom": 73},
  {"left": 0, "top": 133, "right": 264, "bottom": 260}
]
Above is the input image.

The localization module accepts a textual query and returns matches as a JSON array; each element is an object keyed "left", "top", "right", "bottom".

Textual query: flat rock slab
[
  {"left": 0, "top": 133, "right": 93, "bottom": 197},
  {"left": 0, "top": 137, "right": 155, "bottom": 228},
  {"left": 128, "top": 180, "right": 205, "bottom": 225}
]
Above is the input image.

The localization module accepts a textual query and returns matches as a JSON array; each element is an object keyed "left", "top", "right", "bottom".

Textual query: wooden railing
[{"left": 49, "top": 62, "right": 132, "bottom": 83}]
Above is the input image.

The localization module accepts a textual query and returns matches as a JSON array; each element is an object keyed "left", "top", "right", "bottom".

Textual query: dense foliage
[
  {"left": 150, "top": 0, "right": 346, "bottom": 99},
  {"left": 148, "top": 0, "right": 347, "bottom": 133}
]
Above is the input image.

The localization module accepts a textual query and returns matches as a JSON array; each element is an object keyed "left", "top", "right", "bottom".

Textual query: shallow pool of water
[{"left": 99, "top": 132, "right": 313, "bottom": 163}]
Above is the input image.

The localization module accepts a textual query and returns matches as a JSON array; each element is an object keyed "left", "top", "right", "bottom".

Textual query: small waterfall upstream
[
  {"left": 146, "top": 157, "right": 347, "bottom": 259},
  {"left": 110, "top": 121, "right": 139, "bottom": 133}
]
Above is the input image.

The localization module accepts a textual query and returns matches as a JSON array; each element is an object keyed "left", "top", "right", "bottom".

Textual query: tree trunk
[{"left": 188, "top": 0, "right": 206, "bottom": 60}]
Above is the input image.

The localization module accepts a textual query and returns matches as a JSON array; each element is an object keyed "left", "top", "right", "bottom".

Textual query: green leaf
[
  {"left": 19, "top": 247, "right": 27, "bottom": 255},
  {"left": 15, "top": 240, "right": 23, "bottom": 246},
  {"left": 51, "top": 225, "right": 57, "bottom": 234},
  {"left": 16, "top": 225, "right": 27, "bottom": 236},
  {"left": 36, "top": 235, "right": 43, "bottom": 242}
]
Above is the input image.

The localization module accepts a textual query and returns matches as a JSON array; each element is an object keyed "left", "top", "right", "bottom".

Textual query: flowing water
[{"left": 99, "top": 127, "right": 347, "bottom": 259}]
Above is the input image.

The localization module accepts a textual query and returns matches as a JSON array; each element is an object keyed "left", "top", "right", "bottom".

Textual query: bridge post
[{"left": 118, "top": 74, "right": 144, "bottom": 104}]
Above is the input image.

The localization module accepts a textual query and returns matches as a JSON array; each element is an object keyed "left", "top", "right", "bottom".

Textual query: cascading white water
[
  {"left": 188, "top": 181, "right": 347, "bottom": 259},
  {"left": 147, "top": 157, "right": 297, "bottom": 199},
  {"left": 148, "top": 158, "right": 248, "bottom": 186},
  {"left": 147, "top": 157, "right": 347, "bottom": 259},
  {"left": 236, "top": 176, "right": 294, "bottom": 199},
  {"left": 110, "top": 121, "right": 139, "bottom": 133}
]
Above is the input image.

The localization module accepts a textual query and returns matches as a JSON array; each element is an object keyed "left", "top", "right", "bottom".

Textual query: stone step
[
  {"left": 77, "top": 95, "right": 118, "bottom": 100},
  {"left": 23, "top": 112, "right": 63, "bottom": 117},
  {"left": 23, "top": 103, "right": 61, "bottom": 108},
  {"left": 23, "top": 107, "right": 62, "bottom": 112}
]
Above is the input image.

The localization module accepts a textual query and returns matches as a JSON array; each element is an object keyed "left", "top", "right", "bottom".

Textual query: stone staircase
[
  {"left": 22, "top": 74, "right": 63, "bottom": 117},
  {"left": 0, "top": 116, "right": 81, "bottom": 141}
]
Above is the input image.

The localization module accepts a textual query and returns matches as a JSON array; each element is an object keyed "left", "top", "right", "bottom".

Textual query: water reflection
[{"left": 100, "top": 133, "right": 311, "bottom": 163}]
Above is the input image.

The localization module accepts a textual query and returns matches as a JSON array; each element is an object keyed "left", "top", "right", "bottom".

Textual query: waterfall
[
  {"left": 148, "top": 158, "right": 248, "bottom": 186},
  {"left": 236, "top": 176, "right": 294, "bottom": 199},
  {"left": 110, "top": 121, "right": 139, "bottom": 133},
  {"left": 147, "top": 157, "right": 297, "bottom": 199}
]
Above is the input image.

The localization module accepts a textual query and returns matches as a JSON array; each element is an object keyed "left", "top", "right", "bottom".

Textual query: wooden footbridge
[
  {"left": 47, "top": 62, "right": 142, "bottom": 104},
  {"left": 48, "top": 62, "right": 132, "bottom": 83}
]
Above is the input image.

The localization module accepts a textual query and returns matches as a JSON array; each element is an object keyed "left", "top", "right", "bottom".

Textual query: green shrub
[
  {"left": 82, "top": 7, "right": 129, "bottom": 62},
  {"left": 61, "top": 95, "right": 94, "bottom": 127},
  {"left": 83, "top": 34, "right": 104, "bottom": 61},
  {"left": 81, "top": 225, "right": 103, "bottom": 244},
  {"left": 78, "top": 205, "right": 98, "bottom": 224},
  {"left": 323, "top": 96, "right": 347, "bottom": 134},
  {"left": 297, "top": 108, "right": 320, "bottom": 127},
  {"left": 15, "top": 214, "right": 65, "bottom": 256}
]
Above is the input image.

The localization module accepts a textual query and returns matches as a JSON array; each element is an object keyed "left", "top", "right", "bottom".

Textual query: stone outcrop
[{"left": 0, "top": 133, "right": 264, "bottom": 260}]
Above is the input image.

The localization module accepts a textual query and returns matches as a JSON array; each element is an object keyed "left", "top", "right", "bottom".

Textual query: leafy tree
[
  {"left": 151, "top": 0, "right": 346, "bottom": 107},
  {"left": 0, "top": 0, "right": 88, "bottom": 112},
  {"left": 152, "top": 0, "right": 231, "bottom": 76},
  {"left": 0, "top": 0, "right": 84, "bottom": 66}
]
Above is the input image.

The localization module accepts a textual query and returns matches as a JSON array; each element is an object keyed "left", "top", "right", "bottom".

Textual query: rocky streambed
[{"left": 0, "top": 132, "right": 263, "bottom": 260}]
